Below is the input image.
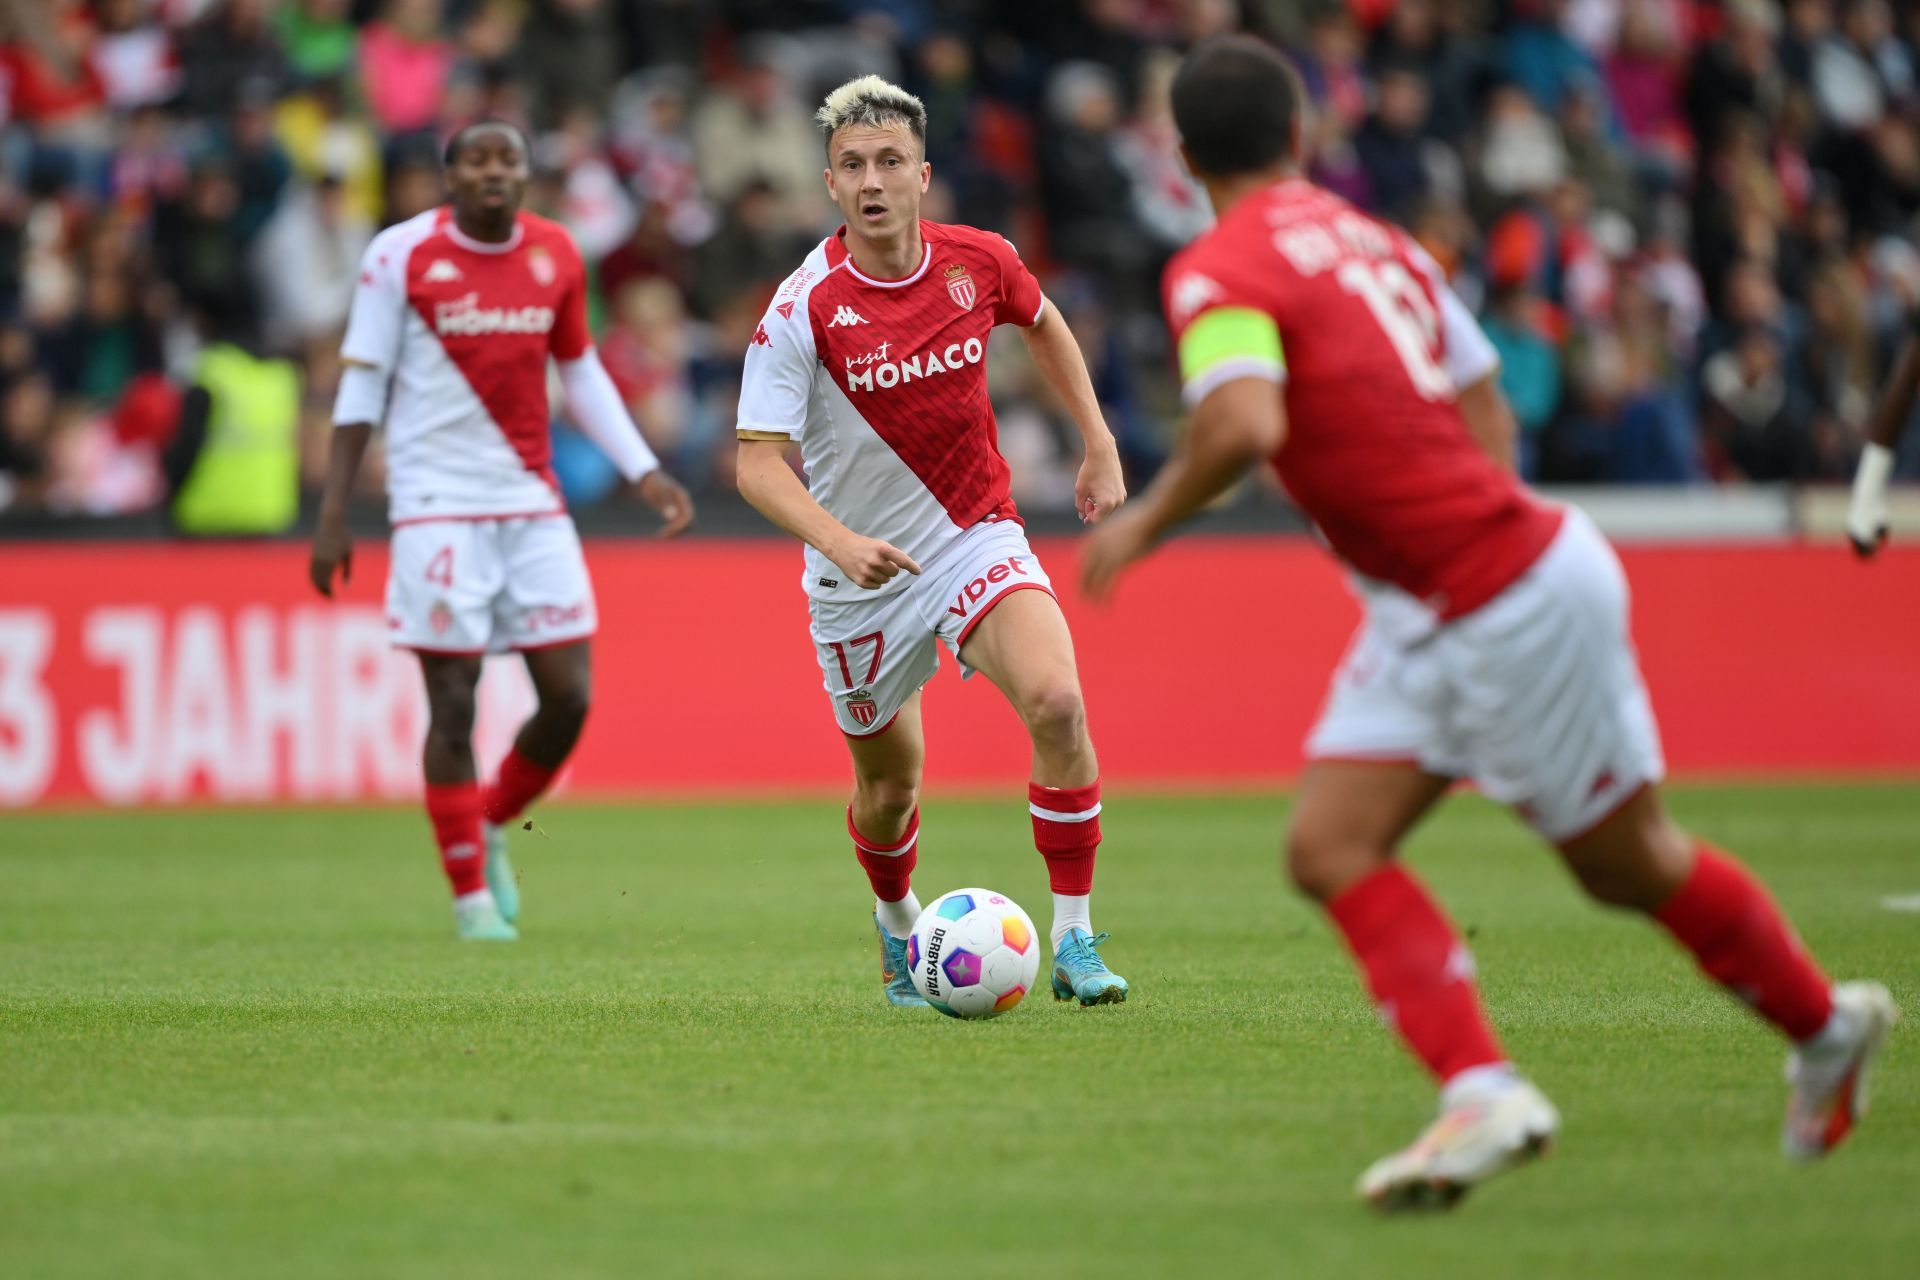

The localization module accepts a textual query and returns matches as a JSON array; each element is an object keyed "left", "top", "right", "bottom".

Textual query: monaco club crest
[
  {"left": 528, "top": 246, "right": 556, "bottom": 287},
  {"left": 944, "top": 262, "right": 975, "bottom": 312},
  {"left": 845, "top": 688, "right": 879, "bottom": 728}
]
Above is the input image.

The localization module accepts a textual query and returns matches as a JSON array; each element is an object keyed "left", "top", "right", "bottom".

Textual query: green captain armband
[{"left": 1177, "top": 306, "right": 1285, "bottom": 405}]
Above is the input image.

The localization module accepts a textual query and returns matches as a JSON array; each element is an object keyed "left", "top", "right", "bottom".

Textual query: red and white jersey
[
  {"left": 737, "top": 221, "right": 1045, "bottom": 602},
  {"left": 339, "top": 207, "right": 592, "bottom": 522},
  {"left": 1164, "top": 179, "right": 1563, "bottom": 621}
]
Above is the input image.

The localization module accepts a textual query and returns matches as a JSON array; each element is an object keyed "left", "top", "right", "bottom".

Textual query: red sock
[
  {"left": 1030, "top": 779, "right": 1100, "bottom": 894},
  {"left": 1327, "top": 865, "right": 1507, "bottom": 1083},
  {"left": 1653, "top": 842, "right": 1833, "bottom": 1040},
  {"left": 851, "top": 806, "right": 918, "bottom": 902},
  {"left": 425, "top": 781, "right": 486, "bottom": 897},
  {"left": 482, "top": 746, "right": 560, "bottom": 825}
]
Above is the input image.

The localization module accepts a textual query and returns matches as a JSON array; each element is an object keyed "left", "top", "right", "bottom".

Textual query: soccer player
[
  {"left": 734, "top": 76, "right": 1131, "bottom": 1007},
  {"left": 310, "top": 121, "right": 695, "bottom": 941},
  {"left": 1083, "top": 38, "right": 1896, "bottom": 1208},
  {"left": 1846, "top": 316, "right": 1917, "bottom": 556}
]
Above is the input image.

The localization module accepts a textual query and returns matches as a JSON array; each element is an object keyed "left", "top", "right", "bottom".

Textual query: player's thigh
[
  {"left": 1287, "top": 761, "right": 1452, "bottom": 900},
  {"left": 1443, "top": 512, "right": 1665, "bottom": 844},
  {"left": 497, "top": 516, "right": 598, "bottom": 653},
  {"left": 810, "top": 591, "right": 938, "bottom": 737},
  {"left": 843, "top": 690, "right": 927, "bottom": 799},
  {"left": 387, "top": 522, "right": 501, "bottom": 655},
  {"left": 935, "top": 526, "right": 1072, "bottom": 710},
  {"left": 952, "top": 586, "right": 1083, "bottom": 722}
]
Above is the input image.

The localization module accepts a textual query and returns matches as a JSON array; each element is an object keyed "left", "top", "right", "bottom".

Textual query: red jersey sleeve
[
  {"left": 549, "top": 235, "right": 593, "bottom": 362},
  {"left": 987, "top": 234, "right": 1045, "bottom": 327}
]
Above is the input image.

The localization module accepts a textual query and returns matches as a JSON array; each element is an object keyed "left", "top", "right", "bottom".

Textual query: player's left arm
[
  {"left": 1018, "top": 298, "right": 1126, "bottom": 524},
  {"left": 1418, "top": 248, "right": 1515, "bottom": 471},
  {"left": 554, "top": 351, "right": 693, "bottom": 536},
  {"left": 1080, "top": 298, "right": 1286, "bottom": 601},
  {"left": 549, "top": 240, "right": 693, "bottom": 536},
  {"left": 1081, "top": 376, "right": 1286, "bottom": 602},
  {"left": 1848, "top": 326, "right": 1920, "bottom": 558}
]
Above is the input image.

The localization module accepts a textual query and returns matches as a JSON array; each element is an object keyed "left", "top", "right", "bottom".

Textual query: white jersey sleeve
[
  {"left": 736, "top": 297, "right": 819, "bottom": 441},
  {"left": 1406, "top": 241, "right": 1500, "bottom": 389},
  {"left": 339, "top": 228, "right": 410, "bottom": 376}
]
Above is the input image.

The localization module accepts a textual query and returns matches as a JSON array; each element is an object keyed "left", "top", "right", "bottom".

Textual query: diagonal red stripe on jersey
[
  {"left": 404, "top": 213, "right": 585, "bottom": 484},
  {"left": 808, "top": 223, "right": 1035, "bottom": 529}
]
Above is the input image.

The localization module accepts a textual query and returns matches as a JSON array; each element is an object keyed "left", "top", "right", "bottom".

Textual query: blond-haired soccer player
[
  {"left": 734, "top": 76, "right": 1131, "bottom": 1009},
  {"left": 1084, "top": 37, "right": 1894, "bottom": 1207}
]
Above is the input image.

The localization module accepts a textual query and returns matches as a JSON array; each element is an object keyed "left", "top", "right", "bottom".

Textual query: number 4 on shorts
[{"left": 425, "top": 546, "right": 454, "bottom": 588}]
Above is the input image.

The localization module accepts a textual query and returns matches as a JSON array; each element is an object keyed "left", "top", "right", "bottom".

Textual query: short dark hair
[
  {"left": 1170, "top": 36, "right": 1301, "bottom": 179},
  {"left": 442, "top": 119, "right": 529, "bottom": 168}
]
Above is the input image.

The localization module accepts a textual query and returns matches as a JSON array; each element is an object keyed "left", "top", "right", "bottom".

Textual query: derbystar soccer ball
[{"left": 906, "top": 888, "right": 1041, "bottom": 1018}]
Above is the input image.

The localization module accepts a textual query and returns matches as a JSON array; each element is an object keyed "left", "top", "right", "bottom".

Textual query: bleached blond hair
[{"left": 815, "top": 75, "right": 927, "bottom": 152}]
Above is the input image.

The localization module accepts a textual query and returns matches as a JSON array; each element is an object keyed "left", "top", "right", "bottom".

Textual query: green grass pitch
[{"left": 3, "top": 785, "right": 1915, "bottom": 1278}]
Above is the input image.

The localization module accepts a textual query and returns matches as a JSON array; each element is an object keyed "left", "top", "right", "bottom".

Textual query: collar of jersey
[
  {"left": 838, "top": 233, "right": 932, "bottom": 288},
  {"left": 443, "top": 216, "right": 526, "bottom": 255}
]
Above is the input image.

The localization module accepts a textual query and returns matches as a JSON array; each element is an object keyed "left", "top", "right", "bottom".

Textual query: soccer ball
[{"left": 906, "top": 888, "right": 1041, "bottom": 1018}]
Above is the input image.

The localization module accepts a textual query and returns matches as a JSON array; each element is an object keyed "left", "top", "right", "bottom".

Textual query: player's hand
[
  {"left": 1076, "top": 438, "right": 1127, "bottom": 525},
  {"left": 827, "top": 534, "right": 922, "bottom": 590},
  {"left": 1079, "top": 505, "right": 1158, "bottom": 603},
  {"left": 309, "top": 518, "right": 352, "bottom": 598},
  {"left": 638, "top": 469, "right": 695, "bottom": 538},
  {"left": 1846, "top": 443, "right": 1893, "bottom": 559}
]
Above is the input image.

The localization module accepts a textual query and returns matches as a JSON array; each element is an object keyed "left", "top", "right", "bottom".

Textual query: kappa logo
[
  {"left": 751, "top": 323, "right": 771, "bottom": 347},
  {"left": 423, "top": 259, "right": 463, "bottom": 283},
  {"left": 828, "top": 305, "right": 868, "bottom": 328}
]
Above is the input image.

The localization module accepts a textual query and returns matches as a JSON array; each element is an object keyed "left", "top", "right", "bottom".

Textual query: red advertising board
[{"left": 2, "top": 537, "right": 1915, "bottom": 807}]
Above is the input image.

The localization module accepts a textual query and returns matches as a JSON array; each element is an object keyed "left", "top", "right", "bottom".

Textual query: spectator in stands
[
  {"left": 176, "top": 0, "right": 287, "bottom": 119},
  {"left": 358, "top": 0, "right": 454, "bottom": 136}
]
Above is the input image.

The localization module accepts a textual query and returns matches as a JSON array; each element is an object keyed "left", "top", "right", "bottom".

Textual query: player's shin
[
  {"left": 425, "top": 781, "right": 489, "bottom": 900},
  {"left": 1653, "top": 841, "right": 1834, "bottom": 1041},
  {"left": 851, "top": 806, "right": 921, "bottom": 937},
  {"left": 1327, "top": 865, "right": 1508, "bottom": 1083},
  {"left": 1030, "top": 780, "right": 1100, "bottom": 947},
  {"left": 482, "top": 745, "right": 561, "bottom": 826}
]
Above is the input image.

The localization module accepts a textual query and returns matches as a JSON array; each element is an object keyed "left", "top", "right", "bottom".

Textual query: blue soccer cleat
[
  {"left": 482, "top": 821, "right": 519, "bottom": 925},
  {"left": 875, "top": 916, "right": 927, "bottom": 1007},
  {"left": 1051, "top": 928, "right": 1129, "bottom": 1006}
]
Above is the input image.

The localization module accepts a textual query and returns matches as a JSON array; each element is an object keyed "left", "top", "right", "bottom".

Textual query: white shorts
[
  {"left": 1306, "top": 507, "right": 1665, "bottom": 842},
  {"left": 809, "top": 520, "right": 1055, "bottom": 736},
  {"left": 387, "top": 514, "right": 597, "bottom": 655}
]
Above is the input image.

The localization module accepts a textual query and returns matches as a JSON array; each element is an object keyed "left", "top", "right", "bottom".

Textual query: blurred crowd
[{"left": 4, "top": 0, "right": 1920, "bottom": 527}]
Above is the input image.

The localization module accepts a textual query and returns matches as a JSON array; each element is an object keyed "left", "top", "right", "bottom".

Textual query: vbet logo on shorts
[{"left": 842, "top": 337, "right": 985, "bottom": 393}]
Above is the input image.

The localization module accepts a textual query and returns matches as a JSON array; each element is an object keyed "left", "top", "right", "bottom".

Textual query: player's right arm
[
  {"left": 1848, "top": 326, "right": 1920, "bottom": 558},
  {"left": 732, "top": 295, "right": 919, "bottom": 589},
  {"left": 311, "top": 233, "right": 405, "bottom": 598}
]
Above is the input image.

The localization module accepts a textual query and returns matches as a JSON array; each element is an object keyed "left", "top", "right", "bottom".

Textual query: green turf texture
[{"left": 3, "top": 785, "right": 1915, "bottom": 1279}]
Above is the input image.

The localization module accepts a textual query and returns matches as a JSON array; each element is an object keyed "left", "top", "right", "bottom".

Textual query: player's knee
[
  {"left": 1022, "top": 684, "right": 1086, "bottom": 754},
  {"left": 540, "top": 680, "right": 591, "bottom": 731},
  {"left": 426, "top": 691, "right": 477, "bottom": 749},
  {"left": 856, "top": 776, "right": 920, "bottom": 827},
  {"left": 1284, "top": 823, "right": 1384, "bottom": 903}
]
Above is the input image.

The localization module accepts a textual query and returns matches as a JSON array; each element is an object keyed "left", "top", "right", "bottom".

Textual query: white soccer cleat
[
  {"left": 1783, "top": 981, "right": 1898, "bottom": 1162},
  {"left": 1357, "top": 1076, "right": 1560, "bottom": 1212}
]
